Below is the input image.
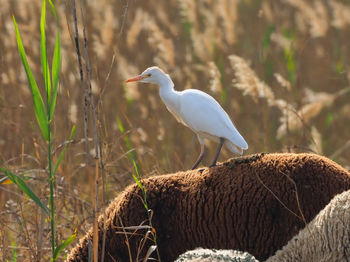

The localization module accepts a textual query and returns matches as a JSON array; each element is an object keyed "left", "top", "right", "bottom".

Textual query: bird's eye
[{"left": 147, "top": 73, "right": 152, "bottom": 77}]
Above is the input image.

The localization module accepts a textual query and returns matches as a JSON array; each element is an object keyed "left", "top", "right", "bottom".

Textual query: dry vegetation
[{"left": 0, "top": 0, "right": 350, "bottom": 261}]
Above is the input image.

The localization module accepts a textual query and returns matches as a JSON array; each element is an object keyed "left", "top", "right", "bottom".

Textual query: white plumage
[{"left": 126, "top": 66, "right": 248, "bottom": 169}]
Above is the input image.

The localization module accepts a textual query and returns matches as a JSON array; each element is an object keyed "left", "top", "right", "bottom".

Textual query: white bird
[{"left": 126, "top": 66, "right": 248, "bottom": 169}]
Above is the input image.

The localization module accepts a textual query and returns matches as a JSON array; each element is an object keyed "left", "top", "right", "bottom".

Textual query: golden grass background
[{"left": 1, "top": 0, "right": 350, "bottom": 260}]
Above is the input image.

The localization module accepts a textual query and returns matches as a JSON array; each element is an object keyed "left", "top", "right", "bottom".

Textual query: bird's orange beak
[{"left": 125, "top": 75, "right": 144, "bottom": 83}]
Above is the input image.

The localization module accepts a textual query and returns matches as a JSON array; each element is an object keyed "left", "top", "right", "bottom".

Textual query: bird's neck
[
  {"left": 158, "top": 74, "right": 179, "bottom": 110},
  {"left": 158, "top": 74, "right": 175, "bottom": 94},
  {"left": 156, "top": 74, "right": 174, "bottom": 90}
]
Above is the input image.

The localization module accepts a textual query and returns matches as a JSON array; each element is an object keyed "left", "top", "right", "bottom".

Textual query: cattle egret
[{"left": 126, "top": 66, "right": 248, "bottom": 169}]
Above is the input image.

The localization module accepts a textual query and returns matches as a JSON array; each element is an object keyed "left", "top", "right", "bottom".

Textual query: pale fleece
[{"left": 266, "top": 189, "right": 350, "bottom": 262}]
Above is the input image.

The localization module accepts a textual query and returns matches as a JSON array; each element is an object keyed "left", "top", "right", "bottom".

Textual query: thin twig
[
  {"left": 279, "top": 170, "right": 315, "bottom": 240},
  {"left": 117, "top": 0, "right": 131, "bottom": 40},
  {"left": 254, "top": 171, "right": 303, "bottom": 220},
  {"left": 72, "top": 0, "right": 90, "bottom": 165},
  {"left": 79, "top": 2, "right": 101, "bottom": 261},
  {"left": 37, "top": 198, "right": 47, "bottom": 262},
  {"left": 118, "top": 216, "right": 133, "bottom": 262},
  {"left": 80, "top": 3, "right": 99, "bottom": 159},
  {"left": 18, "top": 202, "right": 37, "bottom": 261},
  {"left": 99, "top": 140, "right": 107, "bottom": 262},
  {"left": 330, "top": 140, "right": 350, "bottom": 159},
  {"left": 279, "top": 171, "right": 308, "bottom": 227},
  {"left": 93, "top": 159, "right": 99, "bottom": 262},
  {"left": 96, "top": 53, "right": 116, "bottom": 105},
  {"left": 88, "top": 239, "right": 93, "bottom": 262},
  {"left": 73, "top": 2, "right": 99, "bottom": 261}
]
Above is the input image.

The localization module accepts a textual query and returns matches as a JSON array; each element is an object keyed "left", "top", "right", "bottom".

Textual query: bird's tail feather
[{"left": 224, "top": 140, "right": 244, "bottom": 155}]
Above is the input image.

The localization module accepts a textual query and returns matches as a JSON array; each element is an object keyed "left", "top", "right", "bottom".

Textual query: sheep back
[
  {"left": 66, "top": 153, "right": 350, "bottom": 262},
  {"left": 266, "top": 189, "right": 350, "bottom": 262}
]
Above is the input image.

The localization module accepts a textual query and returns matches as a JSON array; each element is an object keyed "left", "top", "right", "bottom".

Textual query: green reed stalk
[
  {"left": 48, "top": 126, "right": 55, "bottom": 258},
  {"left": 10, "top": 0, "right": 76, "bottom": 260}
]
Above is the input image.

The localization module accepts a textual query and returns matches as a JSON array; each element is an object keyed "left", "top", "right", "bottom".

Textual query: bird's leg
[
  {"left": 191, "top": 144, "right": 205, "bottom": 170},
  {"left": 210, "top": 137, "right": 225, "bottom": 167}
]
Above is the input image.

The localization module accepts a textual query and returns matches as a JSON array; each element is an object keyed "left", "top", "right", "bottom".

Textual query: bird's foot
[
  {"left": 209, "top": 162, "right": 217, "bottom": 168},
  {"left": 209, "top": 162, "right": 225, "bottom": 168}
]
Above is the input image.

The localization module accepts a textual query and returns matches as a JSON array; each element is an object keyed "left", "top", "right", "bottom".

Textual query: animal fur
[
  {"left": 66, "top": 153, "right": 350, "bottom": 262},
  {"left": 266, "top": 189, "right": 350, "bottom": 262},
  {"left": 175, "top": 249, "right": 258, "bottom": 262}
]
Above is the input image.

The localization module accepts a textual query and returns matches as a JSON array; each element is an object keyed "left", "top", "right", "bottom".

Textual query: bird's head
[{"left": 125, "top": 66, "right": 169, "bottom": 85}]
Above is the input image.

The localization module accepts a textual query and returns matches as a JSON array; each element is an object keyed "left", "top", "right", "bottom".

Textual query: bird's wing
[
  {"left": 165, "top": 105, "right": 188, "bottom": 126},
  {"left": 178, "top": 89, "right": 248, "bottom": 149}
]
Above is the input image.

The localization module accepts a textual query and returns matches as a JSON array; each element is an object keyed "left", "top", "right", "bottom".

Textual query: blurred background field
[{"left": 1, "top": 0, "right": 350, "bottom": 260}]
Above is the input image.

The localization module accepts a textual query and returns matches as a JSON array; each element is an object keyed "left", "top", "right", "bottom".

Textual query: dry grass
[{"left": 0, "top": 0, "right": 350, "bottom": 261}]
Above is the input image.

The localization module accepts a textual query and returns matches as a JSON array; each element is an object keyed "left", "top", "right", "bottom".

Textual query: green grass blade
[
  {"left": 10, "top": 238, "right": 17, "bottom": 262},
  {"left": 133, "top": 159, "right": 139, "bottom": 177},
  {"left": 0, "top": 167, "right": 49, "bottom": 216},
  {"left": 52, "top": 125, "right": 76, "bottom": 177},
  {"left": 49, "top": 31, "right": 61, "bottom": 121},
  {"left": 40, "top": 0, "right": 51, "bottom": 104},
  {"left": 116, "top": 117, "right": 125, "bottom": 133},
  {"left": 132, "top": 174, "right": 144, "bottom": 191},
  {"left": 262, "top": 24, "right": 275, "bottom": 51},
  {"left": 48, "top": 0, "right": 60, "bottom": 121},
  {"left": 13, "top": 16, "right": 49, "bottom": 141},
  {"left": 53, "top": 231, "right": 76, "bottom": 259},
  {"left": 48, "top": 0, "right": 58, "bottom": 20}
]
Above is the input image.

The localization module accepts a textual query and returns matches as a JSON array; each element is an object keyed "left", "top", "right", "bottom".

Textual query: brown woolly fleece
[{"left": 66, "top": 153, "right": 350, "bottom": 262}]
